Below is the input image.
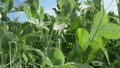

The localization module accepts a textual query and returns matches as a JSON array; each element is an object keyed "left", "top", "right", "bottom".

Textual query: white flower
[
  {"left": 63, "top": 29, "right": 67, "bottom": 33},
  {"left": 0, "top": 13, "right": 2, "bottom": 19},
  {"left": 79, "top": 4, "right": 90, "bottom": 10},
  {"left": 79, "top": 4, "right": 90, "bottom": 14},
  {"left": 53, "top": 23, "right": 68, "bottom": 30}
]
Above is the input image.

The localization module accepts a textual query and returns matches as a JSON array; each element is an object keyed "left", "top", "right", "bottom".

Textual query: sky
[
  {"left": 104, "top": 0, "right": 118, "bottom": 14},
  {"left": 7, "top": 0, "right": 118, "bottom": 21}
]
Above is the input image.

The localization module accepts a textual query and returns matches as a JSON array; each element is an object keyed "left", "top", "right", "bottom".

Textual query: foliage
[{"left": 0, "top": 0, "right": 120, "bottom": 68}]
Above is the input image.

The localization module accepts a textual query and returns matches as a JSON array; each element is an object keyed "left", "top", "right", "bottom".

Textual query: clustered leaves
[{"left": 0, "top": 0, "right": 120, "bottom": 68}]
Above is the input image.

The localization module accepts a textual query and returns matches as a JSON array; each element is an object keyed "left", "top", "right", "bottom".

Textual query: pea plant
[{"left": 0, "top": 0, "right": 120, "bottom": 68}]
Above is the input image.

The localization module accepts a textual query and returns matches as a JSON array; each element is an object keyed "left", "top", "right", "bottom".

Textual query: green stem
[
  {"left": 45, "top": 29, "right": 54, "bottom": 54},
  {"left": 0, "top": 40, "right": 4, "bottom": 68},
  {"left": 0, "top": 32, "right": 7, "bottom": 68},
  {"left": 9, "top": 42, "right": 12, "bottom": 68}
]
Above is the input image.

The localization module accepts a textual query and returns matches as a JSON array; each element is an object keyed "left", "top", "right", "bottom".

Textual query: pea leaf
[
  {"left": 76, "top": 28, "right": 89, "bottom": 51},
  {"left": 0, "top": 32, "right": 17, "bottom": 53},
  {"left": 1, "top": 0, "right": 14, "bottom": 11},
  {"left": 100, "top": 44, "right": 110, "bottom": 65},
  {"left": 83, "top": 38, "right": 101, "bottom": 63},
  {"left": 75, "top": 63, "right": 94, "bottom": 68},
  {"left": 39, "top": 6, "right": 44, "bottom": 21},
  {"left": 23, "top": 53, "right": 28, "bottom": 64},
  {"left": 48, "top": 64, "right": 76, "bottom": 68},
  {"left": 90, "top": 6, "right": 104, "bottom": 40},
  {"left": 57, "top": 0, "right": 76, "bottom": 16},
  {"left": 44, "top": 57, "right": 53, "bottom": 66},
  {"left": 47, "top": 48, "right": 65, "bottom": 65},
  {"left": 99, "top": 23, "right": 120, "bottom": 39},
  {"left": 8, "top": 0, "right": 14, "bottom": 11},
  {"left": 85, "top": 6, "right": 109, "bottom": 51},
  {"left": 23, "top": 45, "right": 35, "bottom": 51},
  {"left": 24, "top": 4, "right": 33, "bottom": 22}
]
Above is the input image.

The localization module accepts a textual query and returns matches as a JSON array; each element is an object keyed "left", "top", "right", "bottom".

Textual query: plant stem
[
  {"left": 9, "top": 42, "right": 12, "bottom": 68},
  {"left": 45, "top": 29, "right": 54, "bottom": 54},
  {"left": 0, "top": 40, "right": 4, "bottom": 68}
]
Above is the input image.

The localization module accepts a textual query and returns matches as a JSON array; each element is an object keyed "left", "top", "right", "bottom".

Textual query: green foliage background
[{"left": 0, "top": 0, "right": 120, "bottom": 68}]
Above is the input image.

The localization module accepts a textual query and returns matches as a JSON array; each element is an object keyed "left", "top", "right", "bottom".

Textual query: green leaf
[
  {"left": 82, "top": 36, "right": 103, "bottom": 63},
  {"left": 87, "top": 35, "right": 110, "bottom": 65},
  {"left": 0, "top": 29, "right": 4, "bottom": 39},
  {"left": 23, "top": 45, "right": 35, "bottom": 51},
  {"left": 67, "top": 49, "right": 82, "bottom": 62},
  {"left": 0, "top": 54, "right": 9, "bottom": 65},
  {"left": 33, "top": 0, "right": 40, "bottom": 10},
  {"left": 90, "top": 6, "right": 104, "bottom": 40},
  {"left": 86, "top": 38, "right": 101, "bottom": 62},
  {"left": 52, "top": 63, "right": 93, "bottom": 68},
  {"left": 68, "top": 17, "right": 81, "bottom": 31},
  {"left": 1, "top": 0, "right": 8, "bottom": 3},
  {"left": 8, "top": 0, "right": 14, "bottom": 11},
  {"left": 93, "top": 0, "right": 101, "bottom": 10},
  {"left": 34, "top": 49, "right": 44, "bottom": 58},
  {"left": 1, "top": 0, "right": 14, "bottom": 11},
  {"left": 84, "top": 6, "right": 109, "bottom": 51},
  {"left": 100, "top": 44, "right": 110, "bottom": 65},
  {"left": 23, "top": 53, "right": 28, "bottom": 64},
  {"left": 39, "top": 6, "right": 44, "bottom": 21},
  {"left": 26, "top": 0, "right": 40, "bottom": 18},
  {"left": 24, "top": 4, "right": 33, "bottom": 21},
  {"left": 48, "top": 64, "right": 76, "bottom": 68},
  {"left": 30, "top": 9, "right": 38, "bottom": 18},
  {"left": 1, "top": 0, "right": 9, "bottom": 8},
  {"left": 0, "top": 32, "right": 17, "bottom": 53},
  {"left": 84, "top": 7, "right": 104, "bottom": 51},
  {"left": 75, "top": 63, "right": 94, "bottom": 68},
  {"left": 112, "top": 60, "right": 120, "bottom": 68},
  {"left": 14, "top": 59, "right": 22, "bottom": 68},
  {"left": 76, "top": 28, "right": 89, "bottom": 50},
  {"left": 27, "top": 0, "right": 40, "bottom": 10},
  {"left": 47, "top": 48, "right": 65, "bottom": 65},
  {"left": 44, "top": 57, "right": 53, "bottom": 66},
  {"left": 90, "top": 6, "right": 109, "bottom": 40},
  {"left": 99, "top": 23, "right": 120, "bottom": 39},
  {"left": 67, "top": 50, "right": 76, "bottom": 62},
  {"left": 57, "top": 0, "right": 76, "bottom": 16},
  {"left": 34, "top": 49, "right": 53, "bottom": 66}
]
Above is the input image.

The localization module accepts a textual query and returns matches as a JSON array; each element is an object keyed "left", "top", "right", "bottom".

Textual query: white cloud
[
  {"left": 44, "top": 8, "right": 56, "bottom": 17},
  {"left": 7, "top": 11, "right": 28, "bottom": 21}
]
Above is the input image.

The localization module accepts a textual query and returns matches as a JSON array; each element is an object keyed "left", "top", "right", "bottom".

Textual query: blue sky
[
  {"left": 104, "top": 0, "right": 117, "bottom": 14},
  {"left": 40, "top": 0, "right": 56, "bottom": 16},
  {"left": 7, "top": 0, "right": 118, "bottom": 21}
]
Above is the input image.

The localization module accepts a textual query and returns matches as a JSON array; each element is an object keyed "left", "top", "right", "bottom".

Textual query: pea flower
[
  {"left": 79, "top": 4, "right": 91, "bottom": 15},
  {"left": 79, "top": 4, "right": 90, "bottom": 10},
  {"left": 53, "top": 23, "right": 68, "bottom": 30}
]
